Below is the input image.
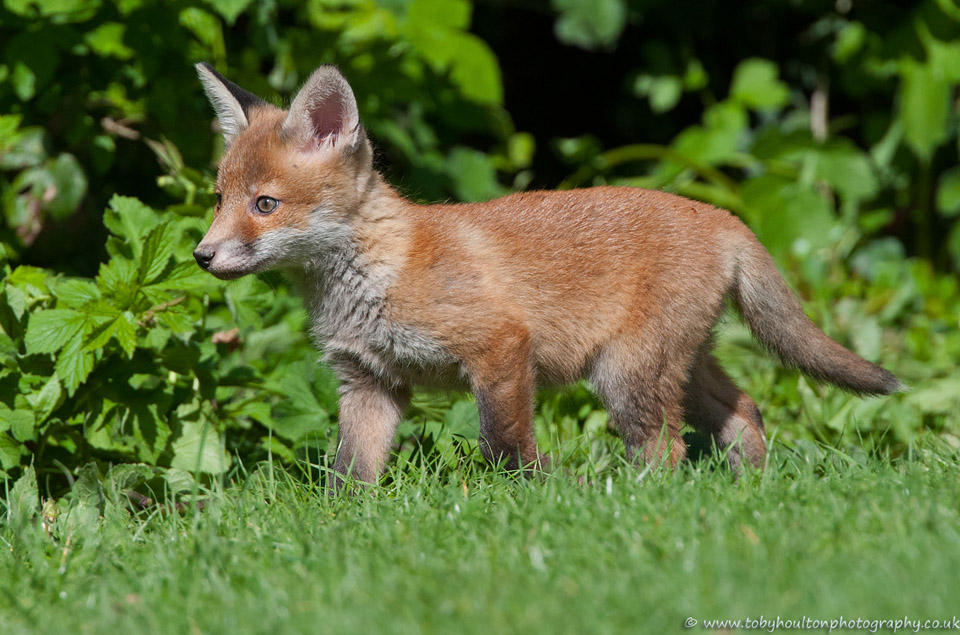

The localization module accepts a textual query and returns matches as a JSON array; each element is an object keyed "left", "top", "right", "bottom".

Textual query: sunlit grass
[{"left": 3, "top": 440, "right": 958, "bottom": 634}]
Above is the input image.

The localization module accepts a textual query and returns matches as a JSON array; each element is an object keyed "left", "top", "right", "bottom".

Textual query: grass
[{"left": 3, "top": 441, "right": 959, "bottom": 634}]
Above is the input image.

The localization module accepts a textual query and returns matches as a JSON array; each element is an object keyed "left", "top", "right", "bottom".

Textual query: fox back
[{"left": 195, "top": 63, "right": 901, "bottom": 486}]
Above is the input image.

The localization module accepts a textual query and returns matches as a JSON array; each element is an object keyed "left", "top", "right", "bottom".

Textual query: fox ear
[
  {"left": 282, "top": 65, "right": 362, "bottom": 155},
  {"left": 195, "top": 62, "right": 267, "bottom": 145}
]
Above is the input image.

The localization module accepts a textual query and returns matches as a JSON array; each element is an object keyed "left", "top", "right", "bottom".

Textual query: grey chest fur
[{"left": 292, "top": 244, "right": 459, "bottom": 385}]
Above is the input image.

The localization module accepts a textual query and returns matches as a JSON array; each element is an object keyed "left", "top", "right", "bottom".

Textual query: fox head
[{"left": 193, "top": 63, "right": 375, "bottom": 279}]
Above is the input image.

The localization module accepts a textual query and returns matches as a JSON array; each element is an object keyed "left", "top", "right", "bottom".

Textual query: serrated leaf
[
  {"left": 50, "top": 278, "right": 101, "bottom": 307},
  {"left": 55, "top": 331, "right": 96, "bottom": 395},
  {"left": 83, "top": 312, "right": 136, "bottom": 357},
  {"left": 96, "top": 256, "right": 139, "bottom": 308},
  {"left": 116, "top": 312, "right": 138, "bottom": 357},
  {"left": 6, "top": 265, "right": 49, "bottom": 296},
  {"left": 26, "top": 374, "right": 61, "bottom": 421},
  {"left": 103, "top": 195, "right": 159, "bottom": 253},
  {"left": 5, "top": 286, "right": 27, "bottom": 320},
  {"left": 7, "top": 465, "right": 38, "bottom": 525},
  {"left": 157, "top": 308, "right": 195, "bottom": 334},
  {"left": 139, "top": 221, "right": 176, "bottom": 285},
  {"left": 1, "top": 408, "right": 35, "bottom": 441},
  {"left": 144, "top": 260, "right": 209, "bottom": 292},
  {"left": 25, "top": 309, "right": 86, "bottom": 354}
]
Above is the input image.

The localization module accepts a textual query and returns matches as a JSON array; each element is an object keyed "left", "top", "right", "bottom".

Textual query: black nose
[{"left": 194, "top": 246, "right": 215, "bottom": 269}]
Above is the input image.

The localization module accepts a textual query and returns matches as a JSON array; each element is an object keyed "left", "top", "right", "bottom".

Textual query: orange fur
[{"left": 194, "top": 64, "right": 901, "bottom": 486}]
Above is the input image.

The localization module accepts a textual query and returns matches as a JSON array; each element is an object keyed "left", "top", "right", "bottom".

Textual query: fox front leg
[{"left": 331, "top": 369, "right": 409, "bottom": 490}]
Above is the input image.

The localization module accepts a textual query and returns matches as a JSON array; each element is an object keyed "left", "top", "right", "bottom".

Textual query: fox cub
[{"left": 194, "top": 63, "right": 901, "bottom": 485}]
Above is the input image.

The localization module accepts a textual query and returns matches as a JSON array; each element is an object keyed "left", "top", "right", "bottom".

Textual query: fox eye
[
  {"left": 255, "top": 196, "right": 279, "bottom": 214},
  {"left": 215, "top": 193, "right": 222, "bottom": 210}
]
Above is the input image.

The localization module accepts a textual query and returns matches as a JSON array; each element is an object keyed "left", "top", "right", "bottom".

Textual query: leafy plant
[{"left": 0, "top": 190, "right": 343, "bottom": 488}]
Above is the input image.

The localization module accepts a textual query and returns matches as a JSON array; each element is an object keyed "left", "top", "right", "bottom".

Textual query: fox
[{"left": 193, "top": 62, "right": 902, "bottom": 486}]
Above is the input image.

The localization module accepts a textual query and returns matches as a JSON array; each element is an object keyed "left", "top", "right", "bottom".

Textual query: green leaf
[
  {"left": 105, "top": 464, "right": 157, "bottom": 495},
  {"left": 0, "top": 432, "right": 22, "bottom": 470},
  {"left": 83, "top": 312, "right": 137, "bottom": 358},
  {"left": 407, "top": 0, "right": 469, "bottom": 30},
  {"left": 936, "top": 167, "right": 960, "bottom": 218},
  {"left": 63, "top": 463, "right": 104, "bottom": 538},
  {"left": 171, "top": 419, "right": 230, "bottom": 474},
  {"left": 5, "top": 286, "right": 27, "bottom": 320},
  {"left": 84, "top": 22, "right": 135, "bottom": 60},
  {"left": 813, "top": 144, "right": 879, "bottom": 203},
  {"left": 26, "top": 375, "right": 61, "bottom": 421},
  {"left": 44, "top": 154, "right": 88, "bottom": 219},
  {"left": 138, "top": 221, "right": 177, "bottom": 285},
  {"left": 96, "top": 256, "right": 139, "bottom": 308},
  {"left": 202, "top": 0, "right": 252, "bottom": 24},
  {"left": 145, "top": 260, "right": 209, "bottom": 291},
  {"left": 552, "top": 0, "right": 626, "bottom": 51},
  {"left": 404, "top": 6, "right": 503, "bottom": 104},
  {"left": 5, "top": 0, "right": 101, "bottom": 20},
  {"left": 179, "top": 8, "right": 226, "bottom": 60},
  {"left": 55, "top": 331, "right": 96, "bottom": 395},
  {"left": 906, "top": 377, "right": 960, "bottom": 414},
  {"left": 0, "top": 407, "right": 34, "bottom": 439},
  {"left": 49, "top": 278, "right": 101, "bottom": 307},
  {"left": 834, "top": 21, "right": 866, "bottom": 63},
  {"left": 6, "top": 265, "right": 50, "bottom": 297},
  {"left": 156, "top": 308, "right": 194, "bottom": 334},
  {"left": 11, "top": 62, "right": 35, "bottom": 101},
  {"left": 25, "top": 309, "right": 86, "bottom": 355},
  {"left": 648, "top": 76, "right": 683, "bottom": 114},
  {"left": 899, "top": 60, "right": 950, "bottom": 161},
  {"left": 10, "top": 409, "right": 35, "bottom": 441},
  {"left": 446, "top": 147, "right": 507, "bottom": 202},
  {"left": 7, "top": 465, "right": 38, "bottom": 526},
  {"left": 103, "top": 195, "right": 160, "bottom": 252},
  {"left": 741, "top": 175, "right": 839, "bottom": 259},
  {"left": 634, "top": 75, "right": 684, "bottom": 113},
  {"left": 730, "top": 58, "right": 790, "bottom": 110},
  {"left": 446, "top": 34, "right": 503, "bottom": 104},
  {"left": 444, "top": 400, "right": 479, "bottom": 437},
  {"left": 668, "top": 102, "right": 747, "bottom": 168}
]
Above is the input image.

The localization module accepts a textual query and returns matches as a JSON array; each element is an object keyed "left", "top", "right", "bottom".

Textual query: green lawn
[{"left": 3, "top": 443, "right": 959, "bottom": 634}]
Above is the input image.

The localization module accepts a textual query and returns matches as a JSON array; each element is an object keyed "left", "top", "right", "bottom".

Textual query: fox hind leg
[
  {"left": 468, "top": 323, "right": 543, "bottom": 471},
  {"left": 590, "top": 343, "right": 689, "bottom": 468},
  {"left": 683, "top": 354, "right": 766, "bottom": 469}
]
